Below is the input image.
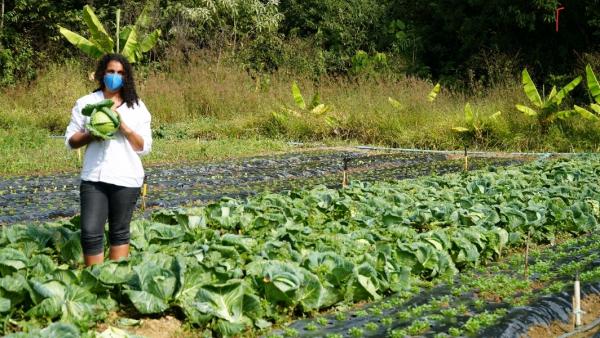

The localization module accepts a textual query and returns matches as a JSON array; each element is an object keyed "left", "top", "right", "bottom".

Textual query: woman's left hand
[
  {"left": 110, "top": 108, "right": 131, "bottom": 136},
  {"left": 112, "top": 108, "right": 144, "bottom": 151}
]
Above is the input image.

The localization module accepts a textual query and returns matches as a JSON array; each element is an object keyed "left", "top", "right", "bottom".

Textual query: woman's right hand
[{"left": 68, "top": 130, "right": 101, "bottom": 149}]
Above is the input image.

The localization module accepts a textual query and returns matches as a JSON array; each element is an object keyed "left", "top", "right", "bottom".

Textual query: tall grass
[{"left": 1, "top": 51, "right": 600, "bottom": 175}]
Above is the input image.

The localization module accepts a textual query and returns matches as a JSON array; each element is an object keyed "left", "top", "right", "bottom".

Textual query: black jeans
[{"left": 79, "top": 180, "right": 140, "bottom": 255}]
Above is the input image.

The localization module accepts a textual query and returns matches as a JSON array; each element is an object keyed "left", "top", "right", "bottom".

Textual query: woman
[{"left": 65, "top": 54, "right": 152, "bottom": 266}]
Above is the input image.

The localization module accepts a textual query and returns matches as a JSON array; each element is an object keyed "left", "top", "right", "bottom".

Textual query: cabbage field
[
  {"left": 0, "top": 150, "right": 523, "bottom": 224},
  {"left": 1, "top": 152, "right": 600, "bottom": 337}
]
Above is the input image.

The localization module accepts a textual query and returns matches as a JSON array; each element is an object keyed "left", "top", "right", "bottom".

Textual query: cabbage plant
[{"left": 82, "top": 99, "right": 120, "bottom": 139}]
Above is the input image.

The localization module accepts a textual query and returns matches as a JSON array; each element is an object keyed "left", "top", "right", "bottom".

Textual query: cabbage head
[{"left": 82, "top": 99, "right": 121, "bottom": 140}]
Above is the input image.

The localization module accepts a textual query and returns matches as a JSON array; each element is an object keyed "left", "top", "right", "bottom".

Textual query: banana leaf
[
  {"left": 515, "top": 104, "right": 538, "bottom": 117},
  {"left": 291, "top": 81, "right": 306, "bottom": 110},
  {"left": 553, "top": 75, "right": 581, "bottom": 105},
  {"left": 586, "top": 64, "right": 600, "bottom": 103},
  {"left": 119, "top": 26, "right": 133, "bottom": 52},
  {"left": 428, "top": 82, "right": 441, "bottom": 102},
  {"left": 58, "top": 27, "right": 105, "bottom": 59},
  {"left": 310, "top": 103, "right": 329, "bottom": 115},
  {"left": 546, "top": 86, "right": 558, "bottom": 104},
  {"left": 574, "top": 105, "right": 599, "bottom": 120},
  {"left": 452, "top": 126, "right": 470, "bottom": 133},
  {"left": 521, "top": 69, "right": 542, "bottom": 108},
  {"left": 550, "top": 109, "right": 576, "bottom": 121},
  {"left": 309, "top": 92, "right": 321, "bottom": 110},
  {"left": 464, "top": 102, "right": 474, "bottom": 126},
  {"left": 139, "top": 29, "right": 161, "bottom": 53},
  {"left": 82, "top": 5, "right": 114, "bottom": 53},
  {"left": 489, "top": 111, "right": 502, "bottom": 120},
  {"left": 121, "top": 28, "right": 139, "bottom": 63},
  {"left": 388, "top": 97, "right": 402, "bottom": 109}
]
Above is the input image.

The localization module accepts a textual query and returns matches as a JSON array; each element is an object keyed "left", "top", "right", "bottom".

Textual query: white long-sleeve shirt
[{"left": 65, "top": 90, "right": 152, "bottom": 188}]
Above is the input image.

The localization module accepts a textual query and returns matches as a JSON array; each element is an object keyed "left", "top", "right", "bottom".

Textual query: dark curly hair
[{"left": 94, "top": 54, "right": 139, "bottom": 108}]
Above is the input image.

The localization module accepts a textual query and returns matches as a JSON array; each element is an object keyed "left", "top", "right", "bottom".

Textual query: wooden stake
[
  {"left": 342, "top": 158, "right": 349, "bottom": 187},
  {"left": 463, "top": 145, "right": 469, "bottom": 171},
  {"left": 524, "top": 228, "right": 531, "bottom": 280},
  {"left": 141, "top": 175, "right": 148, "bottom": 211}
]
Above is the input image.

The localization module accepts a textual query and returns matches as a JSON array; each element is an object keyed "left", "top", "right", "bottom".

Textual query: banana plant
[
  {"left": 271, "top": 81, "right": 330, "bottom": 122},
  {"left": 58, "top": 4, "right": 160, "bottom": 63},
  {"left": 515, "top": 69, "right": 585, "bottom": 131},
  {"left": 452, "top": 103, "right": 501, "bottom": 142},
  {"left": 271, "top": 81, "right": 344, "bottom": 135},
  {"left": 388, "top": 97, "right": 402, "bottom": 109},
  {"left": 290, "top": 81, "right": 330, "bottom": 116},
  {"left": 428, "top": 83, "right": 441, "bottom": 102},
  {"left": 573, "top": 64, "right": 600, "bottom": 119}
]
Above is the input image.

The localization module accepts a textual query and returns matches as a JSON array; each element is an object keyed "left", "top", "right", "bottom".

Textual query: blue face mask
[{"left": 104, "top": 73, "right": 124, "bottom": 92}]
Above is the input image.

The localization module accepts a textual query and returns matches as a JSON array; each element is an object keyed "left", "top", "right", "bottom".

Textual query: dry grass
[{"left": 1, "top": 52, "right": 600, "bottom": 175}]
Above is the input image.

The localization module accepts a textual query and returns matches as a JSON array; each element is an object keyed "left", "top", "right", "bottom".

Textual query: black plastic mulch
[{"left": 0, "top": 150, "right": 524, "bottom": 224}]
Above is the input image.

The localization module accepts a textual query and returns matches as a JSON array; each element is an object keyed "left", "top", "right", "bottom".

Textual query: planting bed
[
  {"left": 268, "top": 232, "right": 600, "bottom": 338},
  {"left": 1, "top": 155, "right": 599, "bottom": 337},
  {"left": 0, "top": 148, "right": 526, "bottom": 224}
]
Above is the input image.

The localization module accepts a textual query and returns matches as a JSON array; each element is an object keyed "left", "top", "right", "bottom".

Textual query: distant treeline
[{"left": 1, "top": 0, "right": 599, "bottom": 87}]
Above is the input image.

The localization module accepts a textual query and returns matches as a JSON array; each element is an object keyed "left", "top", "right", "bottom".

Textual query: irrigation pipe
[
  {"left": 557, "top": 316, "right": 600, "bottom": 338},
  {"left": 286, "top": 141, "right": 591, "bottom": 157},
  {"left": 52, "top": 136, "right": 589, "bottom": 158},
  {"left": 353, "top": 145, "right": 589, "bottom": 157}
]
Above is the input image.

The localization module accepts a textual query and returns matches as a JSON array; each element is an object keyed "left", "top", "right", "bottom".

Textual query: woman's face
[
  {"left": 103, "top": 60, "right": 126, "bottom": 93},
  {"left": 105, "top": 60, "right": 125, "bottom": 77}
]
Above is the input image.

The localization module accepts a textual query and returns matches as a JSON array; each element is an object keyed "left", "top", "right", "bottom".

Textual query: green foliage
[
  {"left": 350, "top": 50, "right": 388, "bottom": 78},
  {"left": 586, "top": 64, "right": 600, "bottom": 103},
  {"left": 59, "top": 4, "right": 161, "bottom": 63},
  {"left": 271, "top": 81, "right": 334, "bottom": 133},
  {"left": 279, "top": 0, "right": 388, "bottom": 73},
  {"left": 0, "top": 0, "right": 82, "bottom": 85},
  {"left": 428, "top": 83, "right": 441, "bottom": 102},
  {"left": 452, "top": 103, "right": 501, "bottom": 144},
  {"left": 393, "top": 0, "right": 600, "bottom": 82},
  {"left": 0, "top": 39, "right": 36, "bottom": 86},
  {"left": 574, "top": 64, "right": 600, "bottom": 118},
  {"left": 3, "top": 0, "right": 600, "bottom": 85},
  {"left": 4, "top": 156, "right": 600, "bottom": 335},
  {"left": 515, "top": 69, "right": 588, "bottom": 131}
]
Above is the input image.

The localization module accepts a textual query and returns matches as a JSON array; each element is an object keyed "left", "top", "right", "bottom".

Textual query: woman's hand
[
  {"left": 113, "top": 109, "right": 144, "bottom": 152},
  {"left": 68, "top": 130, "right": 100, "bottom": 149}
]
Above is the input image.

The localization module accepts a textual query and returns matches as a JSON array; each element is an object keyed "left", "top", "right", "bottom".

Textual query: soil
[
  {"left": 526, "top": 294, "right": 600, "bottom": 338},
  {"left": 96, "top": 312, "right": 191, "bottom": 338},
  {"left": 128, "top": 316, "right": 190, "bottom": 338}
]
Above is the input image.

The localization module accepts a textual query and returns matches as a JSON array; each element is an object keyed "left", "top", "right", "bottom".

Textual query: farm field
[
  {"left": 1, "top": 154, "right": 599, "bottom": 337},
  {"left": 3, "top": 1, "right": 600, "bottom": 337},
  {"left": 0, "top": 148, "right": 526, "bottom": 224}
]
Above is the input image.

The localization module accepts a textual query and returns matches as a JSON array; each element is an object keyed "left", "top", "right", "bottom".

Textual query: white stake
[{"left": 574, "top": 274, "right": 582, "bottom": 327}]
